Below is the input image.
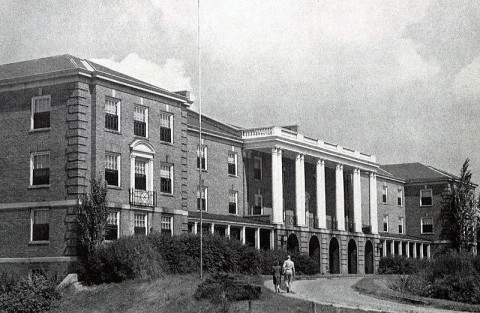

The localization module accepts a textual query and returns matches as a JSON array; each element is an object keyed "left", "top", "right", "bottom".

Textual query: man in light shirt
[{"left": 282, "top": 255, "right": 295, "bottom": 293}]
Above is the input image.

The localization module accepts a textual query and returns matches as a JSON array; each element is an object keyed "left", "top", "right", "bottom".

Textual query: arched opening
[
  {"left": 309, "top": 235, "right": 321, "bottom": 273},
  {"left": 287, "top": 234, "right": 299, "bottom": 255},
  {"left": 365, "top": 240, "right": 374, "bottom": 274},
  {"left": 329, "top": 237, "right": 340, "bottom": 274},
  {"left": 348, "top": 239, "right": 357, "bottom": 274}
]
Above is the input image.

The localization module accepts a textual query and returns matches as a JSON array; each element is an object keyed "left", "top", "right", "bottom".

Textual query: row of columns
[
  {"left": 381, "top": 240, "right": 431, "bottom": 259},
  {"left": 271, "top": 147, "right": 378, "bottom": 234},
  {"left": 192, "top": 222, "right": 274, "bottom": 250}
]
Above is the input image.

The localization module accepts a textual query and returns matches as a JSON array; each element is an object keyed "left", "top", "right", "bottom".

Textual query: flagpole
[{"left": 197, "top": 0, "right": 203, "bottom": 280}]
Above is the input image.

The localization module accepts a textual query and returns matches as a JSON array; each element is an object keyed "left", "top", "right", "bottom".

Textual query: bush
[
  {"left": 81, "top": 235, "right": 165, "bottom": 284},
  {"left": 0, "top": 275, "right": 60, "bottom": 313},
  {"left": 194, "top": 273, "right": 261, "bottom": 304},
  {"left": 378, "top": 256, "right": 425, "bottom": 274}
]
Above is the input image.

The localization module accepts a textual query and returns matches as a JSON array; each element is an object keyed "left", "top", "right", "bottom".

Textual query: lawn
[{"left": 52, "top": 274, "right": 377, "bottom": 313}]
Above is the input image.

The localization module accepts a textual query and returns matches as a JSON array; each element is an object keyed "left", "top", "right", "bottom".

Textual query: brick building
[{"left": 1, "top": 55, "right": 459, "bottom": 278}]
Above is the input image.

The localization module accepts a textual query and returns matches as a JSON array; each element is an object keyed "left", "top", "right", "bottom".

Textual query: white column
[
  {"left": 226, "top": 225, "right": 231, "bottom": 238},
  {"left": 295, "top": 153, "right": 306, "bottom": 227},
  {"left": 353, "top": 168, "right": 362, "bottom": 233},
  {"left": 369, "top": 173, "right": 378, "bottom": 234},
  {"left": 255, "top": 228, "right": 260, "bottom": 250},
  {"left": 382, "top": 240, "right": 387, "bottom": 257},
  {"left": 210, "top": 223, "right": 215, "bottom": 235},
  {"left": 406, "top": 242, "right": 410, "bottom": 258},
  {"left": 193, "top": 222, "right": 198, "bottom": 235},
  {"left": 398, "top": 241, "right": 403, "bottom": 256},
  {"left": 270, "top": 230, "right": 275, "bottom": 250},
  {"left": 271, "top": 147, "right": 284, "bottom": 224},
  {"left": 427, "top": 244, "right": 431, "bottom": 259},
  {"left": 413, "top": 243, "right": 417, "bottom": 258},
  {"left": 316, "top": 159, "right": 327, "bottom": 229},
  {"left": 241, "top": 226, "right": 246, "bottom": 245},
  {"left": 392, "top": 240, "right": 396, "bottom": 256},
  {"left": 335, "top": 164, "right": 345, "bottom": 231},
  {"left": 130, "top": 156, "right": 135, "bottom": 189},
  {"left": 420, "top": 243, "right": 424, "bottom": 259}
]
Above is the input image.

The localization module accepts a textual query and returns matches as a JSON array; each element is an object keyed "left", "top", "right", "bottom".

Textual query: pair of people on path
[{"left": 272, "top": 255, "right": 295, "bottom": 293}]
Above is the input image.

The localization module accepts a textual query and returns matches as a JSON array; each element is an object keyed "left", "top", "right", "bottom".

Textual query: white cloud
[
  {"left": 91, "top": 53, "right": 192, "bottom": 93},
  {"left": 452, "top": 54, "right": 480, "bottom": 100}
]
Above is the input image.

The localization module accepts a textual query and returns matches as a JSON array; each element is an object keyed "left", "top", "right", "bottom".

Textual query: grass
[
  {"left": 52, "top": 274, "right": 379, "bottom": 313},
  {"left": 354, "top": 275, "right": 480, "bottom": 313}
]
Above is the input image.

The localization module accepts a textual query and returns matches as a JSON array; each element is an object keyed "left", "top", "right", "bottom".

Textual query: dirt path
[{"left": 264, "top": 277, "right": 467, "bottom": 313}]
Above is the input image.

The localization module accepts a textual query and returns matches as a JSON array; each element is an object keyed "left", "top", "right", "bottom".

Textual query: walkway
[{"left": 264, "top": 277, "right": 468, "bottom": 313}]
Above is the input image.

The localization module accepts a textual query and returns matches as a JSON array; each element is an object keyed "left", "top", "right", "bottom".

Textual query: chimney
[{"left": 281, "top": 125, "right": 299, "bottom": 132}]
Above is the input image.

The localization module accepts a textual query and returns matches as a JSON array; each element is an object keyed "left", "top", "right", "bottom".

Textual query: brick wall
[{"left": 376, "top": 178, "right": 405, "bottom": 235}]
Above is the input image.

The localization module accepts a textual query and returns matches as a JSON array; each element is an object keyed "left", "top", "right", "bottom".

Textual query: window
[
  {"left": 31, "top": 152, "right": 50, "bottom": 186},
  {"left": 160, "top": 114, "right": 173, "bottom": 143},
  {"left": 160, "top": 164, "right": 173, "bottom": 194},
  {"left": 383, "top": 215, "right": 389, "bottom": 232},
  {"left": 253, "top": 157, "right": 262, "bottom": 180},
  {"left": 229, "top": 190, "right": 237, "bottom": 214},
  {"left": 398, "top": 217, "right": 404, "bottom": 234},
  {"left": 197, "top": 146, "right": 207, "bottom": 170},
  {"left": 134, "top": 106, "right": 147, "bottom": 137},
  {"left": 421, "top": 217, "right": 433, "bottom": 234},
  {"left": 105, "top": 154, "right": 120, "bottom": 187},
  {"left": 397, "top": 189, "right": 403, "bottom": 206},
  {"left": 382, "top": 185, "right": 388, "bottom": 204},
  {"left": 31, "top": 95, "right": 51, "bottom": 129},
  {"left": 420, "top": 189, "right": 432, "bottom": 206},
  {"left": 105, "top": 98, "right": 120, "bottom": 131},
  {"left": 228, "top": 152, "right": 237, "bottom": 176},
  {"left": 253, "top": 194, "right": 263, "bottom": 215},
  {"left": 197, "top": 186, "right": 207, "bottom": 211},
  {"left": 31, "top": 209, "right": 49, "bottom": 242},
  {"left": 134, "top": 213, "right": 147, "bottom": 236},
  {"left": 135, "top": 160, "right": 147, "bottom": 190},
  {"left": 105, "top": 212, "right": 119, "bottom": 240},
  {"left": 161, "top": 216, "right": 173, "bottom": 236}
]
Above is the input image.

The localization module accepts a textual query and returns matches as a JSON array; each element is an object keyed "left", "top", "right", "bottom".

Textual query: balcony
[{"left": 129, "top": 189, "right": 157, "bottom": 207}]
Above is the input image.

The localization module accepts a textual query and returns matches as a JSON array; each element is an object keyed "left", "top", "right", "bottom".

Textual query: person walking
[
  {"left": 272, "top": 260, "right": 282, "bottom": 293},
  {"left": 282, "top": 255, "right": 295, "bottom": 293}
]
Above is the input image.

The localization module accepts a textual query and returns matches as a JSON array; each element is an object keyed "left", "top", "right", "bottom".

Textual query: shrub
[
  {"left": 194, "top": 273, "right": 261, "bottom": 304},
  {"left": 0, "top": 275, "right": 60, "bottom": 313},
  {"left": 258, "top": 249, "right": 288, "bottom": 275},
  {"left": 378, "top": 256, "right": 424, "bottom": 274},
  {"left": 291, "top": 253, "right": 320, "bottom": 275},
  {"left": 81, "top": 235, "right": 164, "bottom": 284}
]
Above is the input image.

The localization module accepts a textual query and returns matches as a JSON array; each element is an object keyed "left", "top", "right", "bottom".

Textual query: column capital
[
  {"left": 336, "top": 163, "right": 343, "bottom": 171},
  {"left": 369, "top": 172, "right": 376, "bottom": 179},
  {"left": 354, "top": 168, "right": 361, "bottom": 175},
  {"left": 316, "top": 158, "right": 325, "bottom": 166},
  {"left": 296, "top": 153, "right": 304, "bottom": 160}
]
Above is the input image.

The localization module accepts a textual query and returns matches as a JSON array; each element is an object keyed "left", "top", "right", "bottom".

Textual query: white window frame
[
  {"left": 30, "top": 208, "right": 49, "bottom": 243},
  {"left": 30, "top": 151, "right": 50, "bottom": 186},
  {"left": 228, "top": 190, "right": 238, "bottom": 215},
  {"left": 398, "top": 216, "right": 404, "bottom": 234},
  {"left": 228, "top": 152, "right": 238, "bottom": 176},
  {"left": 134, "top": 213, "right": 148, "bottom": 235},
  {"left": 397, "top": 189, "right": 403, "bottom": 207},
  {"left": 160, "top": 216, "right": 173, "bottom": 235},
  {"left": 105, "top": 153, "right": 121, "bottom": 187},
  {"left": 197, "top": 186, "right": 208, "bottom": 211},
  {"left": 134, "top": 105, "right": 148, "bottom": 138},
  {"left": 105, "top": 211, "right": 120, "bottom": 241},
  {"left": 160, "top": 163, "right": 174, "bottom": 194},
  {"left": 253, "top": 157, "right": 263, "bottom": 180},
  {"left": 105, "top": 97, "right": 121, "bottom": 132},
  {"left": 383, "top": 214, "right": 389, "bottom": 232},
  {"left": 31, "top": 95, "right": 51, "bottom": 130},
  {"left": 421, "top": 217, "right": 434, "bottom": 234},
  {"left": 160, "top": 113, "right": 173, "bottom": 143},
  {"left": 382, "top": 185, "right": 388, "bottom": 204},
  {"left": 420, "top": 189, "right": 433, "bottom": 207},
  {"left": 197, "top": 145, "right": 208, "bottom": 170}
]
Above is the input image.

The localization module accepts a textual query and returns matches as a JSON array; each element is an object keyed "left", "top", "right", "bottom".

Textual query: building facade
[{"left": 0, "top": 55, "right": 444, "bottom": 277}]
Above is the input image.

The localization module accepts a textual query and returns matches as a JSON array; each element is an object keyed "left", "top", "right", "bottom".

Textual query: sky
[{"left": 1, "top": 0, "right": 479, "bottom": 180}]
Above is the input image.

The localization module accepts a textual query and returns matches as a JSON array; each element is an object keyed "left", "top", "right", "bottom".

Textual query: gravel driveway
[{"left": 264, "top": 276, "right": 468, "bottom": 313}]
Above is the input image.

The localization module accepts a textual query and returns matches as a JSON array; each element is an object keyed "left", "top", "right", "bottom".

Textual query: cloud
[
  {"left": 91, "top": 53, "right": 192, "bottom": 93},
  {"left": 452, "top": 54, "right": 480, "bottom": 100}
]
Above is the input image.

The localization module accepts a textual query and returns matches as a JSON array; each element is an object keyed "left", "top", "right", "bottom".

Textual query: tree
[
  {"left": 440, "top": 159, "right": 478, "bottom": 252},
  {"left": 76, "top": 177, "right": 109, "bottom": 258}
]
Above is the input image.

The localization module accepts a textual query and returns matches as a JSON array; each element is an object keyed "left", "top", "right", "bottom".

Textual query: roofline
[
  {"left": 187, "top": 108, "right": 242, "bottom": 131},
  {"left": 376, "top": 173, "right": 405, "bottom": 184}
]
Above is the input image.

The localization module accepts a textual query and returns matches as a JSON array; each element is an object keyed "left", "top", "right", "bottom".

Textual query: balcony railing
[{"left": 129, "top": 189, "right": 157, "bottom": 207}]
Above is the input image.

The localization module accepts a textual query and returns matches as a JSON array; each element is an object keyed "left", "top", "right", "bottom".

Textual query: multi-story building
[{"left": 0, "top": 55, "right": 448, "bottom": 278}]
